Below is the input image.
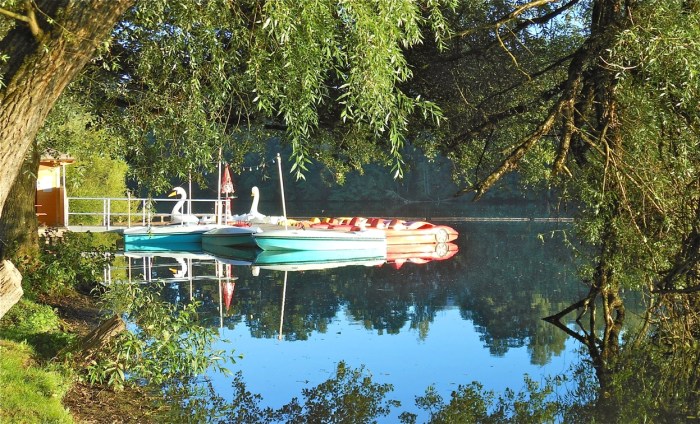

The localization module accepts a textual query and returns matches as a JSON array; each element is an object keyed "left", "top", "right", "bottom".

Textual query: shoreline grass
[
  {"left": 0, "top": 297, "right": 76, "bottom": 423},
  {"left": 0, "top": 339, "right": 73, "bottom": 423}
]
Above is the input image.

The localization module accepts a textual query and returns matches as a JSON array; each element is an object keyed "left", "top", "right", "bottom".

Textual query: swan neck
[
  {"left": 250, "top": 191, "right": 259, "bottom": 215},
  {"left": 172, "top": 192, "right": 186, "bottom": 215}
]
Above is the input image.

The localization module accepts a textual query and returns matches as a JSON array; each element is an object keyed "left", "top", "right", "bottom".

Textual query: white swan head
[
  {"left": 168, "top": 187, "right": 199, "bottom": 225},
  {"left": 249, "top": 186, "right": 262, "bottom": 217},
  {"left": 168, "top": 187, "right": 187, "bottom": 198},
  {"left": 169, "top": 257, "right": 188, "bottom": 278}
]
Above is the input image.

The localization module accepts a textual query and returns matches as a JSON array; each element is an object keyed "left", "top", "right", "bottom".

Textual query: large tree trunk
[
  {"left": 0, "top": 139, "right": 40, "bottom": 260},
  {"left": 0, "top": 0, "right": 134, "bottom": 317},
  {"left": 0, "top": 0, "right": 134, "bottom": 233}
]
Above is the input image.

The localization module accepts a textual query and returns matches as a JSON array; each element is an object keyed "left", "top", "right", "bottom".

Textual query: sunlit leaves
[
  {"left": 569, "top": 0, "right": 700, "bottom": 292},
  {"left": 90, "top": 281, "right": 232, "bottom": 388},
  {"left": 90, "top": 0, "right": 456, "bottom": 187},
  {"left": 106, "top": 1, "right": 252, "bottom": 192},
  {"left": 248, "top": 0, "right": 455, "bottom": 179},
  {"left": 615, "top": 1, "right": 700, "bottom": 114}
]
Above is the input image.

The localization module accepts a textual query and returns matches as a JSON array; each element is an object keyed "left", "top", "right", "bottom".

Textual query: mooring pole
[{"left": 276, "top": 153, "right": 288, "bottom": 229}]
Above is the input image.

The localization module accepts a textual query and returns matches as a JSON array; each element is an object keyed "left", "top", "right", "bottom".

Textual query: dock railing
[
  {"left": 66, "top": 196, "right": 226, "bottom": 231},
  {"left": 64, "top": 196, "right": 574, "bottom": 233}
]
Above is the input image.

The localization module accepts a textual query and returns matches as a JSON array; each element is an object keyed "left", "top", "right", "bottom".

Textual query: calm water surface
[{"left": 115, "top": 219, "right": 585, "bottom": 421}]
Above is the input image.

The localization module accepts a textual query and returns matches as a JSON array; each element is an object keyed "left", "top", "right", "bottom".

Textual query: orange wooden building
[{"left": 36, "top": 154, "right": 74, "bottom": 227}]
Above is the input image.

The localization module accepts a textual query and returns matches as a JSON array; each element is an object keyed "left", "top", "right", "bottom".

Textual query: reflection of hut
[{"left": 36, "top": 154, "right": 74, "bottom": 227}]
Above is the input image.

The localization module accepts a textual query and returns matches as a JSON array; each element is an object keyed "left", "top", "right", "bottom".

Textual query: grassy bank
[
  {"left": 0, "top": 341, "right": 72, "bottom": 423},
  {"left": 0, "top": 230, "right": 145, "bottom": 423},
  {"left": 0, "top": 292, "right": 157, "bottom": 423},
  {"left": 0, "top": 299, "right": 74, "bottom": 423}
]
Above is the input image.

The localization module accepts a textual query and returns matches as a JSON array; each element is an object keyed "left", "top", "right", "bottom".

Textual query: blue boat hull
[
  {"left": 201, "top": 226, "right": 260, "bottom": 248},
  {"left": 123, "top": 225, "right": 219, "bottom": 251},
  {"left": 123, "top": 236, "right": 204, "bottom": 252},
  {"left": 255, "top": 249, "right": 385, "bottom": 265},
  {"left": 253, "top": 229, "right": 387, "bottom": 251}
]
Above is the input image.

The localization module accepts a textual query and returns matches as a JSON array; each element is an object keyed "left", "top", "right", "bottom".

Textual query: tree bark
[
  {"left": 0, "top": 0, "right": 134, "bottom": 316},
  {"left": 0, "top": 260, "right": 22, "bottom": 320},
  {"left": 61, "top": 314, "right": 126, "bottom": 365},
  {"left": 0, "top": 139, "right": 40, "bottom": 260},
  {"left": 0, "top": 0, "right": 134, "bottom": 229}
]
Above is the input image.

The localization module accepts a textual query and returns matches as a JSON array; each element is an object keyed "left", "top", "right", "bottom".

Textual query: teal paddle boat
[
  {"left": 252, "top": 229, "right": 387, "bottom": 251},
  {"left": 254, "top": 248, "right": 386, "bottom": 271},
  {"left": 123, "top": 224, "right": 221, "bottom": 251}
]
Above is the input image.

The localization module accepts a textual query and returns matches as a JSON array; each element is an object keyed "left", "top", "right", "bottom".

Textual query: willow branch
[
  {"left": 652, "top": 285, "right": 700, "bottom": 295},
  {"left": 25, "top": 1, "right": 42, "bottom": 38},
  {"left": 579, "top": 129, "right": 668, "bottom": 216},
  {"left": 0, "top": 1, "right": 43, "bottom": 39},
  {"left": 494, "top": 23, "right": 531, "bottom": 80},
  {"left": 454, "top": 0, "right": 562, "bottom": 38},
  {"left": 0, "top": 7, "right": 29, "bottom": 23},
  {"left": 553, "top": 81, "right": 579, "bottom": 176},
  {"left": 543, "top": 287, "right": 600, "bottom": 346},
  {"left": 461, "top": 94, "right": 567, "bottom": 199}
]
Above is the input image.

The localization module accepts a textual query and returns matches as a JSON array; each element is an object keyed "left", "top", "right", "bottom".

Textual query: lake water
[{"left": 111, "top": 217, "right": 590, "bottom": 421}]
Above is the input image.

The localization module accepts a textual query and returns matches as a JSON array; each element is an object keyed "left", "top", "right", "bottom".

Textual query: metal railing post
[
  {"left": 103, "top": 198, "right": 107, "bottom": 227},
  {"left": 106, "top": 198, "right": 111, "bottom": 230},
  {"left": 64, "top": 196, "right": 70, "bottom": 227}
]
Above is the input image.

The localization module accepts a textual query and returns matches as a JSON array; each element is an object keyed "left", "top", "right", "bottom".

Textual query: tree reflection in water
[
  {"left": 109, "top": 221, "right": 700, "bottom": 422},
  {"left": 161, "top": 362, "right": 398, "bottom": 423},
  {"left": 545, "top": 288, "right": 700, "bottom": 422},
  {"left": 151, "top": 289, "right": 700, "bottom": 423}
]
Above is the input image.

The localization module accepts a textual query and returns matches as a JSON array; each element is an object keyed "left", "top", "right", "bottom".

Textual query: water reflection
[
  {"left": 84, "top": 210, "right": 700, "bottom": 423},
  {"left": 106, "top": 221, "right": 590, "bottom": 421}
]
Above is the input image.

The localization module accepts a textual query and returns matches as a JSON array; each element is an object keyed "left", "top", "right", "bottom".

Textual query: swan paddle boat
[
  {"left": 307, "top": 217, "right": 458, "bottom": 245},
  {"left": 202, "top": 222, "right": 293, "bottom": 248},
  {"left": 123, "top": 187, "right": 221, "bottom": 250},
  {"left": 204, "top": 186, "right": 289, "bottom": 247},
  {"left": 253, "top": 228, "right": 387, "bottom": 251},
  {"left": 227, "top": 186, "right": 286, "bottom": 224}
]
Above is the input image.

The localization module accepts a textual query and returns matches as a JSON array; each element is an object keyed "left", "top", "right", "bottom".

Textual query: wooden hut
[{"left": 36, "top": 153, "right": 74, "bottom": 227}]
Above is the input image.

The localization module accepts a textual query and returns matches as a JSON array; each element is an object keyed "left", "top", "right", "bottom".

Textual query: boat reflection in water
[
  {"left": 116, "top": 240, "right": 459, "bottom": 286},
  {"left": 206, "top": 242, "right": 458, "bottom": 271},
  {"left": 112, "top": 240, "right": 460, "bottom": 329},
  {"left": 105, "top": 220, "right": 591, "bottom": 423}
]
